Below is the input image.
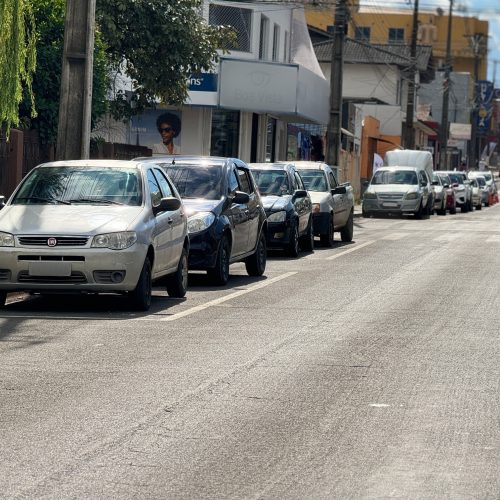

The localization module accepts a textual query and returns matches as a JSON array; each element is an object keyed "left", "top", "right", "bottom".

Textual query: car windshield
[
  {"left": 371, "top": 170, "right": 418, "bottom": 185},
  {"left": 482, "top": 173, "right": 492, "bottom": 182},
  {"left": 12, "top": 167, "right": 142, "bottom": 206},
  {"left": 297, "top": 170, "right": 327, "bottom": 192},
  {"left": 477, "top": 177, "right": 486, "bottom": 186},
  {"left": 438, "top": 175, "right": 450, "bottom": 185},
  {"left": 164, "top": 164, "right": 223, "bottom": 200},
  {"left": 252, "top": 170, "right": 289, "bottom": 195},
  {"left": 447, "top": 173, "right": 462, "bottom": 184},
  {"left": 432, "top": 174, "right": 440, "bottom": 184}
]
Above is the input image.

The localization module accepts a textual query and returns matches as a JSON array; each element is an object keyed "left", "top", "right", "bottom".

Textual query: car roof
[
  {"left": 288, "top": 161, "right": 333, "bottom": 170},
  {"left": 136, "top": 155, "right": 233, "bottom": 166},
  {"left": 376, "top": 166, "right": 419, "bottom": 172},
  {"left": 249, "top": 162, "right": 290, "bottom": 170},
  {"left": 36, "top": 159, "right": 142, "bottom": 169}
]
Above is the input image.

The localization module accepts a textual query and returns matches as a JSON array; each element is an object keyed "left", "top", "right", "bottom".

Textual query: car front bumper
[
  {"left": 362, "top": 198, "right": 420, "bottom": 214},
  {"left": 0, "top": 244, "right": 147, "bottom": 293}
]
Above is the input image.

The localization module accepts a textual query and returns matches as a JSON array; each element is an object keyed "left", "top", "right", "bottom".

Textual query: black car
[
  {"left": 140, "top": 156, "right": 267, "bottom": 286},
  {"left": 249, "top": 163, "right": 314, "bottom": 256}
]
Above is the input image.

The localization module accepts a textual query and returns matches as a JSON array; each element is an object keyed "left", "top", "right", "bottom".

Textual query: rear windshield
[
  {"left": 163, "top": 164, "right": 223, "bottom": 200},
  {"left": 371, "top": 170, "right": 417, "bottom": 185},
  {"left": 482, "top": 173, "right": 492, "bottom": 182},
  {"left": 447, "top": 173, "right": 462, "bottom": 184},
  {"left": 252, "top": 170, "right": 289, "bottom": 195},
  {"left": 12, "top": 167, "right": 142, "bottom": 206},
  {"left": 297, "top": 170, "right": 327, "bottom": 192},
  {"left": 476, "top": 177, "right": 486, "bottom": 186}
]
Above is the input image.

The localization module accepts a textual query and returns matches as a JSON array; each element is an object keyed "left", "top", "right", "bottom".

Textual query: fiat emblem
[{"left": 47, "top": 237, "right": 57, "bottom": 247}]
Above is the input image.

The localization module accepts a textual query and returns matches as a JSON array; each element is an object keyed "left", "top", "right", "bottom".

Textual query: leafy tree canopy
[
  {"left": 97, "top": 0, "right": 234, "bottom": 117},
  {"left": 18, "top": 0, "right": 109, "bottom": 145},
  {"left": 0, "top": 0, "right": 36, "bottom": 137}
]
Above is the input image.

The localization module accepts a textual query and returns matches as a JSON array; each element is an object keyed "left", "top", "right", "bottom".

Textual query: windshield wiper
[
  {"left": 68, "top": 198, "right": 125, "bottom": 205},
  {"left": 14, "top": 196, "right": 71, "bottom": 205}
]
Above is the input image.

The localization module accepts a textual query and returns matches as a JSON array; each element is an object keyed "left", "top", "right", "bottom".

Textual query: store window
[
  {"left": 388, "top": 28, "right": 404, "bottom": 44},
  {"left": 211, "top": 110, "right": 240, "bottom": 158},
  {"left": 266, "top": 117, "right": 277, "bottom": 162},
  {"left": 355, "top": 26, "right": 370, "bottom": 42}
]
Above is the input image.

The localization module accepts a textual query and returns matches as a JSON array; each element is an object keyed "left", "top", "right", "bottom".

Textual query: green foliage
[
  {"left": 18, "top": 0, "right": 110, "bottom": 145},
  {"left": 0, "top": 0, "right": 37, "bottom": 137},
  {"left": 97, "top": 0, "right": 235, "bottom": 111}
]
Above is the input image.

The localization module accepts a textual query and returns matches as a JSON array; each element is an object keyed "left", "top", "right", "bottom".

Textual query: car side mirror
[
  {"left": 232, "top": 191, "right": 250, "bottom": 204},
  {"left": 0, "top": 196, "right": 5, "bottom": 209},
  {"left": 153, "top": 196, "right": 181, "bottom": 215},
  {"left": 431, "top": 181, "right": 439, "bottom": 186},
  {"left": 331, "top": 186, "right": 347, "bottom": 195},
  {"left": 293, "top": 189, "right": 308, "bottom": 199},
  {"left": 452, "top": 183, "right": 459, "bottom": 188},
  {"left": 443, "top": 183, "right": 450, "bottom": 188}
]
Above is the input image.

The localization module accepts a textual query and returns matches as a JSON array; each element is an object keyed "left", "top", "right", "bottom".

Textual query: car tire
[
  {"left": 0, "top": 291, "right": 6, "bottom": 308},
  {"left": 437, "top": 198, "right": 447, "bottom": 215},
  {"left": 286, "top": 220, "right": 300, "bottom": 257},
  {"left": 300, "top": 216, "right": 315, "bottom": 252},
  {"left": 129, "top": 257, "right": 152, "bottom": 311},
  {"left": 476, "top": 202, "right": 482, "bottom": 210},
  {"left": 340, "top": 211, "right": 354, "bottom": 242},
  {"left": 450, "top": 204, "right": 457, "bottom": 214},
  {"left": 461, "top": 204, "right": 468, "bottom": 213},
  {"left": 166, "top": 248, "right": 188, "bottom": 298},
  {"left": 414, "top": 201, "right": 424, "bottom": 219},
  {"left": 208, "top": 236, "right": 230, "bottom": 286},
  {"left": 245, "top": 232, "right": 267, "bottom": 277},
  {"left": 320, "top": 215, "right": 334, "bottom": 247}
]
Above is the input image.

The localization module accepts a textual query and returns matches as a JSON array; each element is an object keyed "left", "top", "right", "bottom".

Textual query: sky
[{"left": 363, "top": 0, "right": 500, "bottom": 85}]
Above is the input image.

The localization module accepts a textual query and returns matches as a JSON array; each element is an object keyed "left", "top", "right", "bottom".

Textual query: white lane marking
[
  {"left": 326, "top": 240, "right": 375, "bottom": 260},
  {"left": 486, "top": 235, "right": 500, "bottom": 243},
  {"left": 158, "top": 272, "right": 298, "bottom": 322},
  {"left": 381, "top": 232, "right": 411, "bottom": 240}
]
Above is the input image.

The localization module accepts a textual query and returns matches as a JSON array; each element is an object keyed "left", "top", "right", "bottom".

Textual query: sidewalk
[{"left": 353, "top": 203, "right": 363, "bottom": 218}]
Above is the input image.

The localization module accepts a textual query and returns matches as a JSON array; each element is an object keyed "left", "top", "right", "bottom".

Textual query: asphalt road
[{"left": 1, "top": 205, "right": 499, "bottom": 499}]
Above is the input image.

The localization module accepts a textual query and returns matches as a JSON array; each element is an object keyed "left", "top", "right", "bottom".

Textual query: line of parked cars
[
  {"left": 362, "top": 149, "right": 497, "bottom": 218},
  {"left": 0, "top": 156, "right": 354, "bottom": 311}
]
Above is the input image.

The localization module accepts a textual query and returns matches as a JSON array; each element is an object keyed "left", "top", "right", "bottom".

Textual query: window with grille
[
  {"left": 354, "top": 26, "right": 370, "bottom": 41},
  {"left": 259, "top": 15, "right": 270, "bottom": 60},
  {"left": 284, "top": 30, "right": 289, "bottom": 62},
  {"left": 272, "top": 24, "right": 280, "bottom": 61},
  {"left": 388, "top": 28, "right": 405, "bottom": 44},
  {"left": 209, "top": 5, "right": 252, "bottom": 52}
]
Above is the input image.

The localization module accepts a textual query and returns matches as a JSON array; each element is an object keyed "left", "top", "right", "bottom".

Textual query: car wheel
[
  {"left": 129, "top": 257, "right": 152, "bottom": 311},
  {"left": 461, "top": 204, "right": 468, "bottom": 213},
  {"left": 340, "top": 211, "right": 354, "bottom": 242},
  {"left": 320, "top": 215, "right": 334, "bottom": 247},
  {"left": 300, "top": 216, "right": 315, "bottom": 252},
  {"left": 414, "top": 200, "right": 424, "bottom": 219},
  {"left": 245, "top": 232, "right": 267, "bottom": 276},
  {"left": 476, "top": 202, "right": 482, "bottom": 210},
  {"left": 208, "top": 236, "right": 230, "bottom": 286},
  {"left": 286, "top": 220, "right": 300, "bottom": 257},
  {"left": 450, "top": 204, "right": 457, "bottom": 214},
  {"left": 0, "top": 291, "right": 6, "bottom": 308},
  {"left": 437, "top": 198, "right": 447, "bottom": 215},
  {"left": 166, "top": 248, "right": 188, "bottom": 298}
]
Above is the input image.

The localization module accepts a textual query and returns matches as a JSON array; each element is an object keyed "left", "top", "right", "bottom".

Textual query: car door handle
[{"left": 167, "top": 218, "right": 173, "bottom": 224}]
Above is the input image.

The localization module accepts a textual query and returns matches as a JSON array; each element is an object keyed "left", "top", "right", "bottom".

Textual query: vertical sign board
[{"left": 476, "top": 80, "right": 494, "bottom": 136}]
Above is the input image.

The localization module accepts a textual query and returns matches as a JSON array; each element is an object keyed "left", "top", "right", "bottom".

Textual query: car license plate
[
  {"left": 383, "top": 202, "right": 398, "bottom": 208},
  {"left": 28, "top": 262, "right": 72, "bottom": 276}
]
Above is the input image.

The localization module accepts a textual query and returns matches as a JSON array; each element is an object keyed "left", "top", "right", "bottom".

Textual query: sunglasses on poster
[{"left": 159, "top": 127, "right": 174, "bottom": 134}]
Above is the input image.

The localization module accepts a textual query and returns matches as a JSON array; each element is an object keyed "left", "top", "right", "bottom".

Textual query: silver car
[{"left": 0, "top": 160, "right": 189, "bottom": 310}]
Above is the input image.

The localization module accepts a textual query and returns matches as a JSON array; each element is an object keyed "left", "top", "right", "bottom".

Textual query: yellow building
[{"left": 306, "top": 7, "right": 488, "bottom": 80}]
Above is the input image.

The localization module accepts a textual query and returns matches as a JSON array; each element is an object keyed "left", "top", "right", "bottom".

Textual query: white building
[{"left": 98, "top": 1, "right": 330, "bottom": 163}]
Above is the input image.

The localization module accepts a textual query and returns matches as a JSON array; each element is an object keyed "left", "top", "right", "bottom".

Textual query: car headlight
[
  {"left": 0, "top": 231, "right": 15, "bottom": 247},
  {"left": 267, "top": 211, "right": 287, "bottom": 223},
  {"left": 188, "top": 211, "right": 215, "bottom": 234},
  {"left": 91, "top": 231, "right": 137, "bottom": 250},
  {"left": 405, "top": 192, "right": 418, "bottom": 200},
  {"left": 312, "top": 203, "right": 321, "bottom": 213},
  {"left": 363, "top": 192, "right": 377, "bottom": 200}
]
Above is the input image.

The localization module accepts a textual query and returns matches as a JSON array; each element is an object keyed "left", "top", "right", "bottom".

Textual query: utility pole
[
  {"left": 438, "top": 0, "right": 453, "bottom": 170},
  {"left": 403, "top": 0, "right": 419, "bottom": 149},
  {"left": 326, "top": 0, "right": 347, "bottom": 167},
  {"left": 469, "top": 33, "right": 485, "bottom": 170},
  {"left": 56, "top": 0, "right": 96, "bottom": 160}
]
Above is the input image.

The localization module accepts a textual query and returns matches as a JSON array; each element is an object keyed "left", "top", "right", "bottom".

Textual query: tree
[
  {"left": 97, "top": 0, "right": 234, "bottom": 116},
  {"left": 0, "top": 0, "right": 37, "bottom": 137},
  {"left": 18, "top": 0, "right": 109, "bottom": 145}
]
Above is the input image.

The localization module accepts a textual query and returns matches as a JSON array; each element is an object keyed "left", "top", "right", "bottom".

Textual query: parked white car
[
  {"left": 0, "top": 160, "right": 189, "bottom": 310},
  {"left": 431, "top": 173, "right": 447, "bottom": 215},
  {"left": 291, "top": 161, "right": 354, "bottom": 246},
  {"left": 436, "top": 171, "right": 472, "bottom": 212},
  {"left": 469, "top": 178, "right": 483, "bottom": 210},
  {"left": 468, "top": 171, "right": 495, "bottom": 206}
]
